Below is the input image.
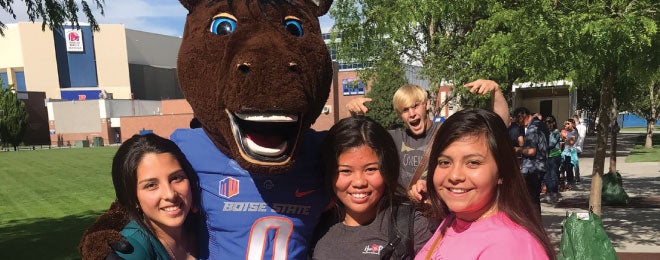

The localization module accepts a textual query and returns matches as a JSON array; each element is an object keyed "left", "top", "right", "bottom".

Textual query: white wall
[
  {"left": 51, "top": 100, "right": 101, "bottom": 133},
  {"left": 0, "top": 24, "right": 24, "bottom": 68}
]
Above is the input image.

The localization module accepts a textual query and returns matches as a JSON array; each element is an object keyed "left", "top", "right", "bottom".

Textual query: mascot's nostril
[
  {"left": 288, "top": 62, "right": 300, "bottom": 73},
  {"left": 237, "top": 63, "right": 251, "bottom": 75}
]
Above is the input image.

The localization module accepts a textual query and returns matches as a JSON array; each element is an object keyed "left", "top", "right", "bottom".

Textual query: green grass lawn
[
  {"left": 626, "top": 133, "right": 660, "bottom": 163},
  {"left": 620, "top": 126, "right": 660, "bottom": 133},
  {"left": 0, "top": 147, "right": 118, "bottom": 259}
]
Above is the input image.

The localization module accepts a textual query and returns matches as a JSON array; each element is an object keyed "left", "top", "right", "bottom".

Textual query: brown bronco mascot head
[{"left": 178, "top": 0, "right": 333, "bottom": 174}]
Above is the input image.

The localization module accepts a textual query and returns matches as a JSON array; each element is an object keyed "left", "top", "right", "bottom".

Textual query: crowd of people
[
  {"left": 100, "top": 80, "right": 576, "bottom": 259},
  {"left": 509, "top": 108, "right": 587, "bottom": 207}
]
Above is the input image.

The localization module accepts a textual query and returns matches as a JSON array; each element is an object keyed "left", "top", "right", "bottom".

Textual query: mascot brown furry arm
[{"left": 79, "top": 0, "right": 333, "bottom": 259}]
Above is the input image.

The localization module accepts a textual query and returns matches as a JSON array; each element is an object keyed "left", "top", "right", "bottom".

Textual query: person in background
[
  {"left": 513, "top": 107, "right": 548, "bottom": 218},
  {"left": 313, "top": 116, "right": 435, "bottom": 259},
  {"left": 544, "top": 115, "right": 562, "bottom": 203},
  {"left": 415, "top": 108, "right": 554, "bottom": 260},
  {"left": 561, "top": 119, "right": 578, "bottom": 188},
  {"left": 347, "top": 80, "right": 510, "bottom": 202},
  {"left": 111, "top": 134, "right": 200, "bottom": 259},
  {"left": 508, "top": 113, "right": 525, "bottom": 149},
  {"left": 536, "top": 113, "right": 550, "bottom": 140},
  {"left": 573, "top": 114, "right": 586, "bottom": 183}
]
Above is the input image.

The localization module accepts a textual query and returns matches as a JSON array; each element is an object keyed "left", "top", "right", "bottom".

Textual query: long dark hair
[
  {"left": 321, "top": 115, "right": 407, "bottom": 221},
  {"left": 111, "top": 133, "right": 201, "bottom": 235},
  {"left": 545, "top": 115, "right": 557, "bottom": 130},
  {"left": 425, "top": 108, "right": 555, "bottom": 259}
]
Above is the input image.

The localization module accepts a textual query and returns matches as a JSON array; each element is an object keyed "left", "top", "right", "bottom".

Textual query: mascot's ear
[
  {"left": 310, "top": 0, "right": 333, "bottom": 17},
  {"left": 179, "top": 0, "right": 201, "bottom": 11}
]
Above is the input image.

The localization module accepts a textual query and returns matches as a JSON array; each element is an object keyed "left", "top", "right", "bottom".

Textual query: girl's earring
[{"left": 497, "top": 179, "right": 503, "bottom": 185}]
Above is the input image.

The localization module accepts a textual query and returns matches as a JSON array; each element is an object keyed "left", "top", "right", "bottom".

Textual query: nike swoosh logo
[{"left": 295, "top": 188, "right": 316, "bottom": 198}]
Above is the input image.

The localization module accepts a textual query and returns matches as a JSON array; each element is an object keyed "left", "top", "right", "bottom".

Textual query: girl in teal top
[
  {"left": 111, "top": 134, "right": 201, "bottom": 259},
  {"left": 118, "top": 220, "right": 171, "bottom": 259}
]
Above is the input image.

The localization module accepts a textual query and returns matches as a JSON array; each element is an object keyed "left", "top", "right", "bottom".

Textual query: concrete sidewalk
[{"left": 540, "top": 133, "right": 660, "bottom": 259}]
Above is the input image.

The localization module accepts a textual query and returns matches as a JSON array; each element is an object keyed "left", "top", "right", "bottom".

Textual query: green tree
[
  {"left": 0, "top": 86, "right": 29, "bottom": 151},
  {"left": 330, "top": 0, "right": 566, "bottom": 121},
  {"left": 363, "top": 50, "right": 408, "bottom": 129},
  {"left": 0, "top": 0, "right": 104, "bottom": 36},
  {"left": 553, "top": 0, "right": 657, "bottom": 214},
  {"left": 624, "top": 35, "right": 660, "bottom": 149},
  {"left": 329, "top": 0, "right": 509, "bottom": 121},
  {"left": 633, "top": 80, "right": 660, "bottom": 148}
]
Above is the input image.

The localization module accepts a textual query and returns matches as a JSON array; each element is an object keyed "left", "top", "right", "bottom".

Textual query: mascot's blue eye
[
  {"left": 210, "top": 17, "right": 237, "bottom": 35},
  {"left": 284, "top": 19, "right": 303, "bottom": 37}
]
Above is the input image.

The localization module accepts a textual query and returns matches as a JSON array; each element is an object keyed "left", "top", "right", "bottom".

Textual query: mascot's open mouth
[{"left": 228, "top": 110, "right": 302, "bottom": 163}]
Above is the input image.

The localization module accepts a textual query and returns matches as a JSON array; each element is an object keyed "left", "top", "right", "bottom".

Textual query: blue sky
[{"left": 0, "top": 0, "right": 334, "bottom": 37}]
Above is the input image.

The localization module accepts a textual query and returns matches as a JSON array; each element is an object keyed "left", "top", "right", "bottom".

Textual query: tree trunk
[
  {"left": 609, "top": 130, "right": 617, "bottom": 173},
  {"left": 589, "top": 67, "right": 616, "bottom": 216},
  {"left": 646, "top": 83, "right": 658, "bottom": 149},
  {"left": 609, "top": 98, "right": 618, "bottom": 173},
  {"left": 645, "top": 120, "right": 655, "bottom": 149}
]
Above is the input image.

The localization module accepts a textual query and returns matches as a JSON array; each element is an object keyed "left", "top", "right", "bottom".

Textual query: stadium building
[{"left": 0, "top": 22, "right": 189, "bottom": 146}]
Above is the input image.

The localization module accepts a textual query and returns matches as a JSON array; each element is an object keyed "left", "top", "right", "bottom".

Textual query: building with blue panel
[
  {"left": 0, "top": 22, "right": 182, "bottom": 101},
  {"left": 0, "top": 22, "right": 183, "bottom": 145}
]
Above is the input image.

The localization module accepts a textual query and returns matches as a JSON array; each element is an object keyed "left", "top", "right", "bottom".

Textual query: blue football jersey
[{"left": 171, "top": 128, "right": 328, "bottom": 260}]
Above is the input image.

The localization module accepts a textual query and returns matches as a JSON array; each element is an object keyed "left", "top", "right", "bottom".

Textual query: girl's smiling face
[
  {"left": 432, "top": 134, "right": 500, "bottom": 221},
  {"left": 334, "top": 145, "right": 385, "bottom": 226},
  {"left": 136, "top": 152, "right": 193, "bottom": 233}
]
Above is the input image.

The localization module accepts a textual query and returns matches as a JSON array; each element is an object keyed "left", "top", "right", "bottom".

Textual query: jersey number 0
[{"left": 246, "top": 216, "right": 294, "bottom": 260}]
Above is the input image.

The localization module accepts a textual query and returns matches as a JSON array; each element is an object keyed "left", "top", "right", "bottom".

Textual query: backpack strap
[
  {"left": 381, "top": 203, "right": 415, "bottom": 260},
  {"left": 408, "top": 124, "right": 441, "bottom": 189}
]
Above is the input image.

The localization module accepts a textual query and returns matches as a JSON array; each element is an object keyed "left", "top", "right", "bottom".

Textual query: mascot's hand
[
  {"left": 104, "top": 236, "right": 132, "bottom": 260},
  {"left": 79, "top": 201, "right": 132, "bottom": 260}
]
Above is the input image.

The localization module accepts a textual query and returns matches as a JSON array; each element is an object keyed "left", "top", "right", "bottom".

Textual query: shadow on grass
[
  {"left": 0, "top": 210, "right": 105, "bottom": 260},
  {"left": 634, "top": 133, "right": 660, "bottom": 145},
  {"left": 579, "top": 133, "right": 641, "bottom": 158}
]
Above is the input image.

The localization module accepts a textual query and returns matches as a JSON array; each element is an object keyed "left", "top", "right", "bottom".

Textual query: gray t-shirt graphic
[{"left": 389, "top": 122, "right": 440, "bottom": 187}]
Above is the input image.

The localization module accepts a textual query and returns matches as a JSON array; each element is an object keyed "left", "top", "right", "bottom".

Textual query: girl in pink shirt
[{"left": 413, "top": 108, "right": 555, "bottom": 260}]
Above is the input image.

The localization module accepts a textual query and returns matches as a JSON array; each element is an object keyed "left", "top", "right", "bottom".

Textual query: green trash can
[{"left": 93, "top": 137, "right": 104, "bottom": 147}]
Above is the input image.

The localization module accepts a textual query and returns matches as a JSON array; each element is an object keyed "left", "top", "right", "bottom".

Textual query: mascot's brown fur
[
  {"left": 178, "top": 0, "right": 333, "bottom": 174},
  {"left": 79, "top": 0, "right": 333, "bottom": 259},
  {"left": 78, "top": 201, "right": 129, "bottom": 259}
]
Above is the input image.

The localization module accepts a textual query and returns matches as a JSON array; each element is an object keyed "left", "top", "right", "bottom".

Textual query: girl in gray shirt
[{"left": 313, "top": 116, "right": 434, "bottom": 259}]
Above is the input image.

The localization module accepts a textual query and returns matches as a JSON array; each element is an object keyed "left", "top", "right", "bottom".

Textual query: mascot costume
[{"left": 79, "top": 0, "right": 334, "bottom": 259}]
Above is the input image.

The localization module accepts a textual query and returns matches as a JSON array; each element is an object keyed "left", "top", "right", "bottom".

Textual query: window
[
  {"left": 342, "top": 78, "right": 365, "bottom": 96},
  {"left": 0, "top": 73, "right": 8, "bottom": 90}
]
